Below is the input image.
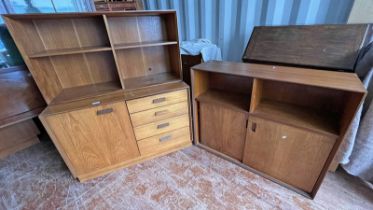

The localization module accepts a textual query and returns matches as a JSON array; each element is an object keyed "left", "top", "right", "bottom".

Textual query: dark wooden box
[{"left": 243, "top": 24, "right": 373, "bottom": 72}]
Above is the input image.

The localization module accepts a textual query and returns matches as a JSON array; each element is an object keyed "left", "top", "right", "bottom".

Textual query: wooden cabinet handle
[
  {"left": 159, "top": 134, "right": 172, "bottom": 142},
  {"left": 152, "top": 97, "right": 166, "bottom": 104},
  {"left": 157, "top": 122, "right": 170, "bottom": 129},
  {"left": 96, "top": 108, "right": 113, "bottom": 115},
  {"left": 154, "top": 110, "right": 168, "bottom": 116},
  {"left": 251, "top": 122, "right": 257, "bottom": 132}
]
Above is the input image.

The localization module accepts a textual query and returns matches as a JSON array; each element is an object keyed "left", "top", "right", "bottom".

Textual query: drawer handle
[
  {"left": 97, "top": 108, "right": 113, "bottom": 116},
  {"left": 152, "top": 97, "right": 166, "bottom": 104},
  {"left": 159, "top": 134, "right": 172, "bottom": 142},
  {"left": 157, "top": 122, "right": 170, "bottom": 129},
  {"left": 281, "top": 135, "right": 287, "bottom": 140},
  {"left": 91, "top": 101, "right": 101, "bottom": 106},
  {"left": 154, "top": 110, "right": 169, "bottom": 116}
]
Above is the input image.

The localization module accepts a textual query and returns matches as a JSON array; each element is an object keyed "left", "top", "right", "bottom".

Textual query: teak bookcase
[
  {"left": 191, "top": 61, "right": 365, "bottom": 198},
  {"left": 4, "top": 11, "right": 181, "bottom": 104},
  {"left": 4, "top": 11, "right": 192, "bottom": 181}
]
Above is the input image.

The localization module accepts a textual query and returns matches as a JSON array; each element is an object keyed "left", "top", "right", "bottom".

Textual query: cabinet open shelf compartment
[
  {"left": 250, "top": 79, "right": 351, "bottom": 136},
  {"left": 50, "top": 81, "right": 122, "bottom": 105},
  {"left": 193, "top": 71, "right": 253, "bottom": 113}
]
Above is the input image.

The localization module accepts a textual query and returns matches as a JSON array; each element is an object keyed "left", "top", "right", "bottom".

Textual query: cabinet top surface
[
  {"left": 41, "top": 81, "right": 189, "bottom": 116},
  {"left": 192, "top": 61, "right": 366, "bottom": 93},
  {"left": 3, "top": 10, "right": 176, "bottom": 19}
]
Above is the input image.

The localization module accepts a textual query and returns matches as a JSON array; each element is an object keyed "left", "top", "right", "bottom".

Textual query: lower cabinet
[
  {"left": 40, "top": 86, "right": 192, "bottom": 181},
  {"left": 42, "top": 101, "right": 140, "bottom": 179},
  {"left": 199, "top": 102, "right": 248, "bottom": 161},
  {"left": 243, "top": 116, "right": 336, "bottom": 192}
]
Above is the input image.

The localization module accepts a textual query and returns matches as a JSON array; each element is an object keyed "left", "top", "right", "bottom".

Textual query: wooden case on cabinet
[{"left": 191, "top": 61, "right": 365, "bottom": 198}]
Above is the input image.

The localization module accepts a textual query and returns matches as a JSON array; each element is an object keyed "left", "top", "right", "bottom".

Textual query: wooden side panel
[
  {"left": 0, "top": 69, "right": 45, "bottom": 121},
  {"left": 3, "top": 18, "right": 45, "bottom": 55},
  {"left": 199, "top": 102, "right": 248, "bottom": 161},
  {"left": 0, "top": 119, "right": 40, "bottom": 159},
  {"left": 44, "top": 102, "right": 140, "bottom": 176},
  {"left": 243, "top": 117, "right": 335, "bottom": 192},
  {"left": 29, "top": 58, "right": 63, "bottom": 103}
]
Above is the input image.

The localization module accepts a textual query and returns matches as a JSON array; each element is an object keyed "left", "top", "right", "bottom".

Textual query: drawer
[
  {"left": 134, "top": 114, "right": 190, "bottom": 140},
  {"left": 126, "top": 90, "right": 188, "bottom": 113},
  {"left": 137, "top": 127, "right": 191, "bottom": 156},
  {"left": 130, "top": 102, "right": 189, "bottom": 127}
]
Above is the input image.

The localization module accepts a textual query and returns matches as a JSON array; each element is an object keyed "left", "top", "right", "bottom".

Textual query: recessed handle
[
  {"left": 159, "top": 134, "right": 172, "bottom": 142},
  {"left": 154, "top": 110, "right": 169, "bottom": 116},
  {"left": 251, "top": 122, "right": 257, "bottom": 132},
  {"left": 152, "top": 97, "right": 166, "bottom": 104},
  {"left": 157, "top": 122, "right": 170, "bottom": 129},
  {"left": 96, "top": 108, "right": 113, "bottom": 116}
]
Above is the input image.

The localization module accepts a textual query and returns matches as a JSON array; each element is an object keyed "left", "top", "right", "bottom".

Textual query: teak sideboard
[
  {"left": 191, "top": 61, "right": 365, "bottom": 198},
  {"left": 4, "top": 11, "right": 192, "bottom": 181}
]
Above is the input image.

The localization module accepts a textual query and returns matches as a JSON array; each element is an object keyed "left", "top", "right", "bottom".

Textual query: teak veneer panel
[
  {"left": 42, "top": 101, "right": 140, "bottom": 177},
  {"left": 192, "top": 61, "right": 365, "bottom": 93},
  {"left": 199, "top": 102, "right": 248, "bottom": 161},
  {"left": 243, "top": 117, "right": 335, "bottom": 193}
]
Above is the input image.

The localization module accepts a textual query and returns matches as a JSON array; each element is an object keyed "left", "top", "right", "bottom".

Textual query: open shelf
[
  {"left": 51, "top": 81, "right": 122, "bottom": 104},
  {"left": 122, "top": 72, "right": 179, "bottom": 90},
  {"left": 251, "top": 99, "right": 339, "bottom": 136},
  {"left": 114, "top": 41, "right": 177, "bottom": 50},
  {"left": 29, "top": 46, "right": 112, "bottom": 58},
  {"left": 196, "top": 90, "right": 251, "bottom": 113}
]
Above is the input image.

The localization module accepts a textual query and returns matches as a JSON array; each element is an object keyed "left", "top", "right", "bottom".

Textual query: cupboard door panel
[
  {"left": 243, "top": 117, "right": 335, "bottom": 192},
  {"left": 199, "top": 102, "right": 247, "bottom": 161},
  {"left": 46, "top": 102, "right": 139, "bottom": 175}
]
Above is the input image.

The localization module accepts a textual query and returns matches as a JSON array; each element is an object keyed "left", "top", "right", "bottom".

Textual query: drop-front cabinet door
[
  {"left": 45, "top": 102, "right": 140, "bottom": 176},
  {"left": 199, "top": 102, "right": 248, "bottom": 161},
  {"left": 243, "top": 117, "right": 336, "bottom": 193}
]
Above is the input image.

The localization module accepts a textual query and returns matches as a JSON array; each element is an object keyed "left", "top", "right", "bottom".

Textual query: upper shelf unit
[{"left": 4, "top": 11, "right": 182, "bottom": 104}]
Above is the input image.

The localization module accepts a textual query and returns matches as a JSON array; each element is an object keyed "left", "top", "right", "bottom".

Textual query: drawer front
[
  {"left": 130, "top": 102, "right": 189, "bottom": 127},
  {"left": 126, "top": 90, "right": 188, "bottom": 113},
  {"left": 134, "top": 114, "right": 190, "bottom": 140},
  {"left": 138, "top": 127, "right": 191, "bottom": 156}
]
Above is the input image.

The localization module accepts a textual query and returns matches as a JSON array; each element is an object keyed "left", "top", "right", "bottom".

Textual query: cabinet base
[{"left": 77, "top": 142, "right": 192, "bottom": 182}]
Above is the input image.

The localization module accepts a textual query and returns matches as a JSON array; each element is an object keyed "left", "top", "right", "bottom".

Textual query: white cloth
[{"left": 180, "top": 39, "right": 222, "bottom": 61}]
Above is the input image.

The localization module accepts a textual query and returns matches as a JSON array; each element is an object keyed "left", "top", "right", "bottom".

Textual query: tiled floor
[{"left": 0, "top": 141, "right": 372, "bottom": 210}]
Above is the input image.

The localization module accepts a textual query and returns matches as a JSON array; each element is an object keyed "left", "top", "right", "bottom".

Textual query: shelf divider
[
  {"left": 29, "top": 46, "right": 112, "bottom": 58},
  {"left": 114, "top": 41, "right": 177, "bottom": 50}
]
